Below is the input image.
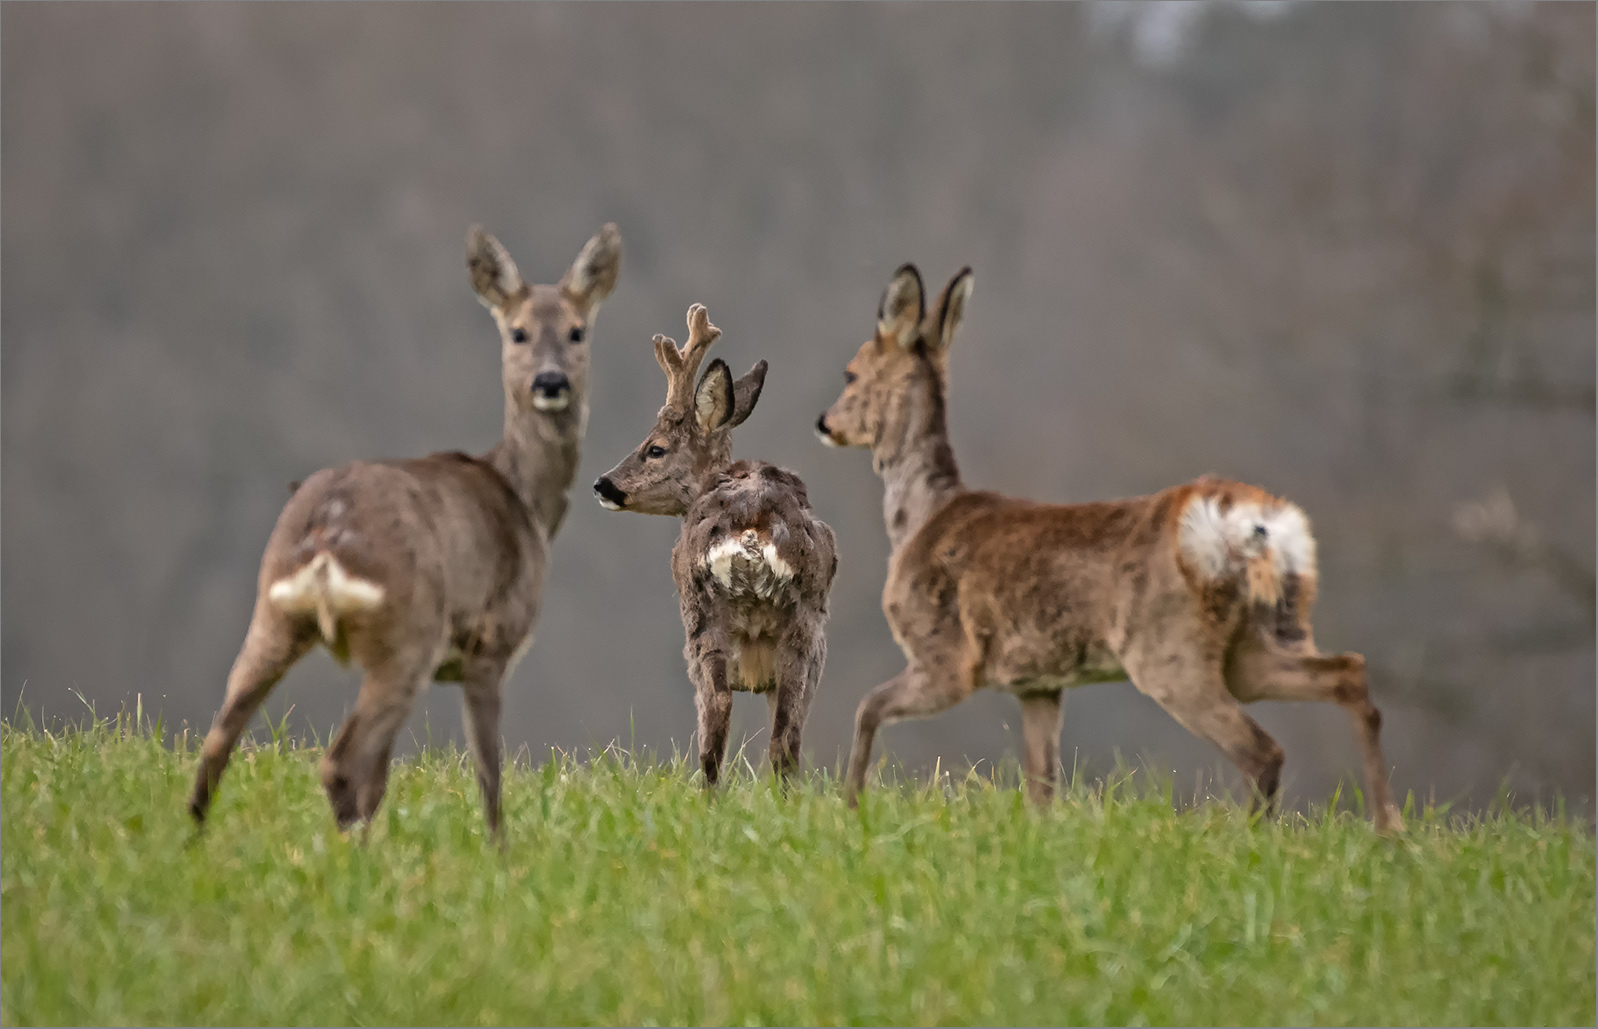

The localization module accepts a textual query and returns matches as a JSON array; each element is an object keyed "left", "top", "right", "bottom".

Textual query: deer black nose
[
  {"left": 593, "top": 476, "right": 627, "bottom": 510},
  {"left": 532, "top": 372, "right": 570, "bottom": 398},
  {"left": 815, "top": 413, "right": 831, "bottom": 436}
]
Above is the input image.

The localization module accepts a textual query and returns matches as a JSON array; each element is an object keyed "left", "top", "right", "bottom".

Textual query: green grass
[{"left": 2, "top": 716, "right": 1593, "bottom": 1026}]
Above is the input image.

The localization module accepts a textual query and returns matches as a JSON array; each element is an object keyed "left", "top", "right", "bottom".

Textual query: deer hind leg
[
  {"left": 189, "top": 602, "right": 314, "bottom": 824},
  {"left": 692, "top": 652, "right": 734, "bottom": 790},
  {"left": 1019, "top": 690, "right": 1065, "bottom": 806},
  {"left": 845, "top": 658, "right": 974, "bottom": 807},
  {"left": 1228, "top": 640, "right": 1404, "bottom": 832},
  {"left": 767, "top": 633, "right": 825, "bottom": 787},
  {"left": 1124, "top": 645, "right": 1286, "bottom": 817},
  {"left": 320, "top": 652, "right": 433, "bottom": 830}
]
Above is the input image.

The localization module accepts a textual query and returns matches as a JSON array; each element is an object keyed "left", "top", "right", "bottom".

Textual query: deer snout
[
  {"left": 593, "top": 476, "right": 627, "bottom": 511},
  {"left": 531, "top": 371, "right": 572, "bottom": 412},
  {"left": 815, "top": 412, "right": 840, "bottom": 447}
]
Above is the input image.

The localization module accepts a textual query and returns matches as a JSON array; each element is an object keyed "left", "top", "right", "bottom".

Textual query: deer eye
[
  {"left": 844, "top": 371, "right": 858, "bottom": 385},
  {"left": 510, "top": 327, "right": 528, "bottom": 344},
  {"left": 646, "top": 445, "right": 667, "bottom": 459},
  {"left": 569, "top": 326, "right": 585, "bottom": 343}
]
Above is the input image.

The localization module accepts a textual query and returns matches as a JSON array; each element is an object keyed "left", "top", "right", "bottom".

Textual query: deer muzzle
[
  {"left": 815, "top": 412, "right": 841, "bottom": 447},
  {"left": 531, "top": 371, "right": 571, "bottom": 412},
  {"left": 593, "top": 475, "right": 627, "bottom": 511}
]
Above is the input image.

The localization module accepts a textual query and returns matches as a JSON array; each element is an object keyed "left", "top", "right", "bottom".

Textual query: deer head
[
  {"left": 815, "top": 264, "right": 972, "bottom": 456},
  {"left": 467, "top": 222, "right": 622, "bottom": 415},
  {"left": 594, "top": 303, "right": 767, "bottom": 516}
]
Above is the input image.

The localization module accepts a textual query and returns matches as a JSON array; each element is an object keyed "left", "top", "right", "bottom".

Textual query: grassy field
[{"left": 2, "top": 716, "right": 1593, "bottom": 1026}]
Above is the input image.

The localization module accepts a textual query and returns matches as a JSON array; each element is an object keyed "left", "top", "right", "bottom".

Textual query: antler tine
[
  {"left": 658, "top": 305, "right": 722, "bottom": 410},
  {"left": 653, "top": 333, "right": 682, "bottom": 373},
  {"left": 678, "top": 303, "right": 722, "bottom": 383}
]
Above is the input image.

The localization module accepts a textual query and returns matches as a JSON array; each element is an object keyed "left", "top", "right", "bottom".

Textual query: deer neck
[
  {"left": 680, "top": 438, "right": 735, "bottom": 519},
  {"left": 873, "top": 358, "right": 964, "bottom": 553},
  {"left": 489, "top": 393, "right": 587, "bottom": 540}
]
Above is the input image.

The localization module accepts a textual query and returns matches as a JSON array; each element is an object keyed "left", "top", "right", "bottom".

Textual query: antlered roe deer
[
  {"left": 594, "top": 305, "right": 837, "bottom": 787},
  {"left": 815, "top": 264, "right": 1403, "bottom": 831},
  {"left": 189, "top": 223, "right": 622, "bottom": 838}
]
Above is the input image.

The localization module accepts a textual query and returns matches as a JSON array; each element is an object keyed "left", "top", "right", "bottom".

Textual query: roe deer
[
  {"left": 594, "top": 304, "right": 837, "bottom": 787},
  {"left": 189, "top": 223, "right": 622, "bottom": 837},
  {"left": 815, "top": 264, "right": 1403, "bottom": 832}
]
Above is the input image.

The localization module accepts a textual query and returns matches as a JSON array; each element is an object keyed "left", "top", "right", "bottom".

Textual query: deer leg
[
  {"left": 693, "top": 652, "right": 734, "bottom": 790},
  {"left": 189, "top": 603, "right": 313, "bottom": 824},
  {"left": 1019, "top": 690, "right": 1065, "bottom": 806},
  {"left": 845, "top": 662, "right": 972, "bottom": 807},
  {"left": 1228, "top": 641, "right": 1404, "bottom": 832},
  {"left": 1124, "top": 648, "right": 1285, "bottom": 817},
  {"left": 320, "top": 656, "right": 431, "bottom": 830},
  {"left": 767, "top": 634, "right": 824, "bottom": 786},
  {"left": 460, "top": 658, "right": 509, "bottom": 842}
]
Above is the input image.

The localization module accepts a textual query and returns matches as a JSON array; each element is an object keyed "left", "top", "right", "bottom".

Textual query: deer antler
[{"left": 654, "top": 303, "right": 723, "bottom": 411}]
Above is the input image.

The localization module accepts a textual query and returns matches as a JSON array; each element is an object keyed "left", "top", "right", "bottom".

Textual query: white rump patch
[
  {"left": 703, "top": 529, "right": 795, "bottom": 599},
  {"left": 760, "top": 542, "right": 794, "bottom": 580},
  {"left": 268, "top": 552, "right": 386, "bottom": 641},
  {"left": 1178, "top": 495, "right": 1317, "bottom": 582}
]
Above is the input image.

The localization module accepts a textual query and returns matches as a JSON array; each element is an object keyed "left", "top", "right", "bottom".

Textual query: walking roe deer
[
  {"left": 815, "top": 264, "right": 1403, "bottom": 832},
  {"left": 594, "top": 304, "right": 837, "bottom": 787},
  {"left": 189, "top": 223, "right": 622, "bottom": 837}
]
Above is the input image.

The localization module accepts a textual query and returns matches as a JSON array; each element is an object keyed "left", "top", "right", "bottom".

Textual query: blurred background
[{"left": 4, "top": 1, "right": 1592, "bottom": 813}]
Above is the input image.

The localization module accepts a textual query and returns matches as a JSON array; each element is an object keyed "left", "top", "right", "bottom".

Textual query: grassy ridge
[{"left": 2, "top": 719, "right": 1593, "bottom": 1026}]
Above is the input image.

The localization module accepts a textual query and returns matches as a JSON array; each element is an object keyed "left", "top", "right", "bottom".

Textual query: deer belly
[
  {"left": 995, "top": 641, "right": 1126, "bottom": 692},
  {"left": 723, "top": 600, "right": 785, "bottom": 692},
  {"left": 728, "top": 638, "right": 777, "bottom": 693}
]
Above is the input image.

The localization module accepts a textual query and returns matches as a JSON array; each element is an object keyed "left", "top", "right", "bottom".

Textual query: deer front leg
[
  {"left": 459, "top": 655, "right": 510, "bottom": 843},
  {"left": 1019, "top": 690, "right": 1064, "bottom": 806},
  {"left": 692, "top": 652, "right": 734, "bottom": 790},
  {"left": 845, "top": 663, "right": 973, "bottom": 807},
  {"left": 190, "top": 602, "right": 313, "bottom": 825}
]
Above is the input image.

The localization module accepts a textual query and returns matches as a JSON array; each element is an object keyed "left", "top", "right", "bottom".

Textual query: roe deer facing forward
[
  {"left": 594, "top": 304, "right": 837, "bottom": 787},
  {"left": 815, "top": 264, "right": 1403, "bottom": 832},
  {"left": 189, "top": 224, "right": 622, "bottom": 837}
]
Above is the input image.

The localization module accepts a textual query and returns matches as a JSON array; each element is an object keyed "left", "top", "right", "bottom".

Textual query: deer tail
[
  {"left": 267, "top": 552, "right": 385, "bottom": 645},
  {"left": 1177, "top": 491, "right": 1317, "bottom": 608}
]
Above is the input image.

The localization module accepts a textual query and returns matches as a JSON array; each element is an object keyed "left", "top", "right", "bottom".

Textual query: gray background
[{"left": 5, "top": 1, "right": 1593, "bottom": 812}]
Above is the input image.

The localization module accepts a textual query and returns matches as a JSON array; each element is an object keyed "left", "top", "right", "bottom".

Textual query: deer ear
[
  {"left": 467, "top": 225, "right": 526, "bottom": 311},
  {"left": 694, "top": 359, "right": 736, "bottom": 432},
  {"left": 728, "top": 360, "right": 768, "bottom": 428},
  {"left": 877, "top": 264, "right": 925, "bottom": 350},
  {"left": 932, "top": 268, "right": 974, "bottom": 352},
  {"left": 561, "top": 222, "right": 623, "bottom": 319}
]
